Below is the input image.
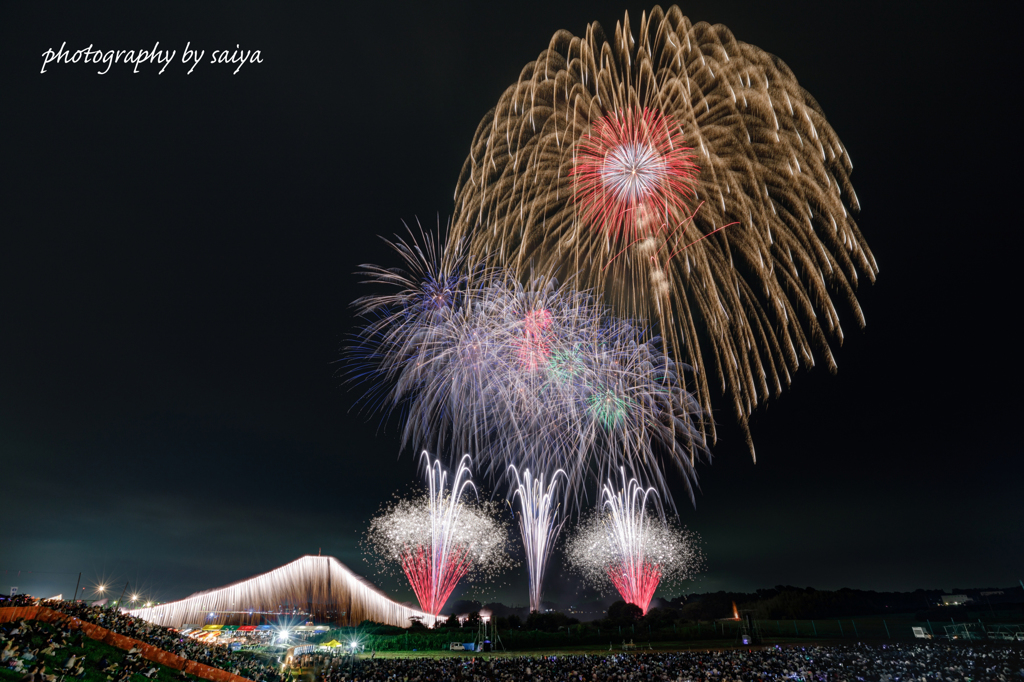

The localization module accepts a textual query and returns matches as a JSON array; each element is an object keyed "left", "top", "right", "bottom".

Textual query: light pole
[{"left": 116, "top": 582, "right": 130, "bottom": 612}]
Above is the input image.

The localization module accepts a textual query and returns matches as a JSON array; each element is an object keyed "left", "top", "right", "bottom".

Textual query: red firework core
[
  {"left": 401, "top": 544, "right": 473, "bottom": 616},
  {"left": 572, "top": 107, "right": 698, "bottom": 244},
  {"left": 607, "top": 560, "right": 662, "bottom": 615},
  {"left": 519, "top": 309, "right": 553, "bottom": 370}
]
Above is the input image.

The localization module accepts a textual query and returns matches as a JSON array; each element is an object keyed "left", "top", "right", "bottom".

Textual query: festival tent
[{"left": 127, "top": 555, "right": 437, "bottom": 629}]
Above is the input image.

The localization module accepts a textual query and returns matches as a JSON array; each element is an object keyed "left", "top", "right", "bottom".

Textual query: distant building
[{"left": 941, "top": 594, "right": 970, "bottom": 606}]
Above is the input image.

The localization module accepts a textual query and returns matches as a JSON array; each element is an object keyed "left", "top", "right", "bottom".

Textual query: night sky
[{"left": 2, "top": 1, "right": 1019, "bottom": 609}]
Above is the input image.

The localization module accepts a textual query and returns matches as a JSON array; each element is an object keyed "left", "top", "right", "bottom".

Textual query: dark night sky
[{"left": 1, "top": 1, "right": 1020, "bottom": 609}]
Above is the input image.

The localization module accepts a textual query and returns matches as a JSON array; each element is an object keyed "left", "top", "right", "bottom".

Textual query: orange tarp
[
  {"left": 0, "top": 606, "right": 41, "bottom": 622},
  {"left": 0, "top": 607, "right": 252, "bottom": 682}
]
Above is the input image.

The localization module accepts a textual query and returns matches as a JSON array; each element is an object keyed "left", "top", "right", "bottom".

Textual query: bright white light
[
  {"left": 366, "top": 454, "right": 514, "bottom": 616},
  {"left": 510, "top": 466, "right": 567, "bottom": 613},
  {"left": 124, "top": 555, "right": 438, "bottom": 630}
]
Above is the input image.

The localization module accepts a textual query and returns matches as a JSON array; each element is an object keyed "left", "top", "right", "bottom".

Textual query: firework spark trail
[
  {"left": 350, "top": 234, "right": 708, "bottom": 607},
  {"left": 364, "top": 454, "right": 515, "bottom": 615},
  {"left": 572, "top": 107, "right": 698, "bottom": 244},
  {"left": 420, "top": 454, "right": 475, "bottom": 615},
  {"left": 348, "top": 235, "right": 707, "bottom": 510},
  {"left": 601, "top": 472, "right": 662, "bottom": 614},
  {"left": 450, "top": 6, "right": 878, "bottom": 455},
  {"left": 607, "top": 562, "right": 661, "bottom": 615},
  {"left": 400, "top": 543, "right": 472, "bottom": 617},
  {"left": 509, "top": 465, "right": 567, "bottom": 613},
  {"left": 566, "top": 470, "right": 703, "bottom": 614}
]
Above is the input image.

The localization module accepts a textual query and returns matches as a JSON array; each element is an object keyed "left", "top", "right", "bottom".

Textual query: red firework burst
[
  {"left": 518, "top": 309, "right": 553, "bottom": 370},
  {"left": 607, "top": 559, "right": 662, "bottom": 615},
  {"left": 572, "top": 107, "right": 698, "bottom": 244},
  {"left": 400, "top": 544, "right": 473, "bottom": 616}
]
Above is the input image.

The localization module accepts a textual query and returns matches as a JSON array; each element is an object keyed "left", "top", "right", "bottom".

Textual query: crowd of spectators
[
  {"left": 2, "top": 614, "right": 181, "bottom": 682},
  {"left": 1, "top": 596, "right": 282, "bottom": 682},
  {"left": 7, "top": 595, "right": 1024, "bottom": 681},
  {"left": 319, "top": 643, "right": 1024, "bottom": 682},
  {"left": 43, "top": 601, "right": 282, "bottom": 682}
]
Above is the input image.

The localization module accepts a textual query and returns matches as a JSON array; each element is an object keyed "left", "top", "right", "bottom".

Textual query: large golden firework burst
[{"left": 450, "top": 5, "right": 877, "bottom": 457}]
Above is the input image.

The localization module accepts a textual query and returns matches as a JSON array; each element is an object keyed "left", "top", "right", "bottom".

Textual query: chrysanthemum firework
[
  {"left": 363, "top": 454, "right": 516, "bottom": 616},
  {"left": 450, "top": 6, "right": 878, "bottom": 455},
  {"left": 348, "top": 226, "right": 470, "bottom": 415},
  {"left": 349, "top": 233, "right": 706, "bottom": 506},
  {"left": 566, "top": 472, "right": 703, "bottom": 613},
  {"left": 351, "top": 233, "right": 708, "bottom": 611}
]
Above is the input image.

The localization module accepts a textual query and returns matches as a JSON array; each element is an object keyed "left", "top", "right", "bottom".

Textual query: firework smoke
[
  {"left": 450, "top": 6, "right": 878, "bottom": 455},
  {"left": 364, "top": 454, "right": 515, "bottom": 615},
  {"left": 566, "top": 470, "right": 703, "bottom": 613}
]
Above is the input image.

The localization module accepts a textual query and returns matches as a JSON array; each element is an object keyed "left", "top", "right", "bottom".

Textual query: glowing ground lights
[
  {"left": 364, "top": 454, "right": 515, "bottom": 615},
  {"left": 566, "top": 471, "right": 703, "bottom": 614}
]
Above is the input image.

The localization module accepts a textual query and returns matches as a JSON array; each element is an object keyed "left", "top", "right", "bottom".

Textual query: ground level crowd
[
  {"left": 1, "top": 595, "right": 282, "bottom": 682},
  {"left": 320, "top": 643, "right": 1023, "bottom": 682}
]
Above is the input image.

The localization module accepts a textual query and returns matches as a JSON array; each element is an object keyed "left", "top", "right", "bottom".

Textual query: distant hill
[{"left": 469, "top": 585, "right": 1024, "bottom": 622}]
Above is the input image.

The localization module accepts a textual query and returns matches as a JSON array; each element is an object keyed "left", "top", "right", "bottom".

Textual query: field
[
  {"left": 353, "top": 638, "right": 838, "bottom": 660},
  {"left": 318, "top": 613, "right": 950, "bottom": 657}
]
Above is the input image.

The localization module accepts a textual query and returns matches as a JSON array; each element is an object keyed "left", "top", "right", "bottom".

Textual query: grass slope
[{"left": 1, "top": 622, "right": 198, "bottom": 682}]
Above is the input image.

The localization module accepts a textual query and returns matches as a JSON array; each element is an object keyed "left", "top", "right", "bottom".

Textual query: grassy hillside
[{"left": 1, "top": 622, "right": 197, "bottom": 682}]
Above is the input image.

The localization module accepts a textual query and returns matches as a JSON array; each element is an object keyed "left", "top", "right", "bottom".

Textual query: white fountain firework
[
  {"left": 566, "top": 471, "right": 703, "bottom": 613},
  {"left": 509, "top": 464, "right": 567, "bottom": 613},
  {"left": 365, "top": 453, "right": 515, "bottom": 615},
  {"left": 350, "top": 232, "right": 707, "bottom": 610}
]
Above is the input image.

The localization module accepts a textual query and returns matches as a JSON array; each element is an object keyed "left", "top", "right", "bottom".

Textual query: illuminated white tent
[{"left": 129, "top": 555, "right": 437, "bottom": 629}]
